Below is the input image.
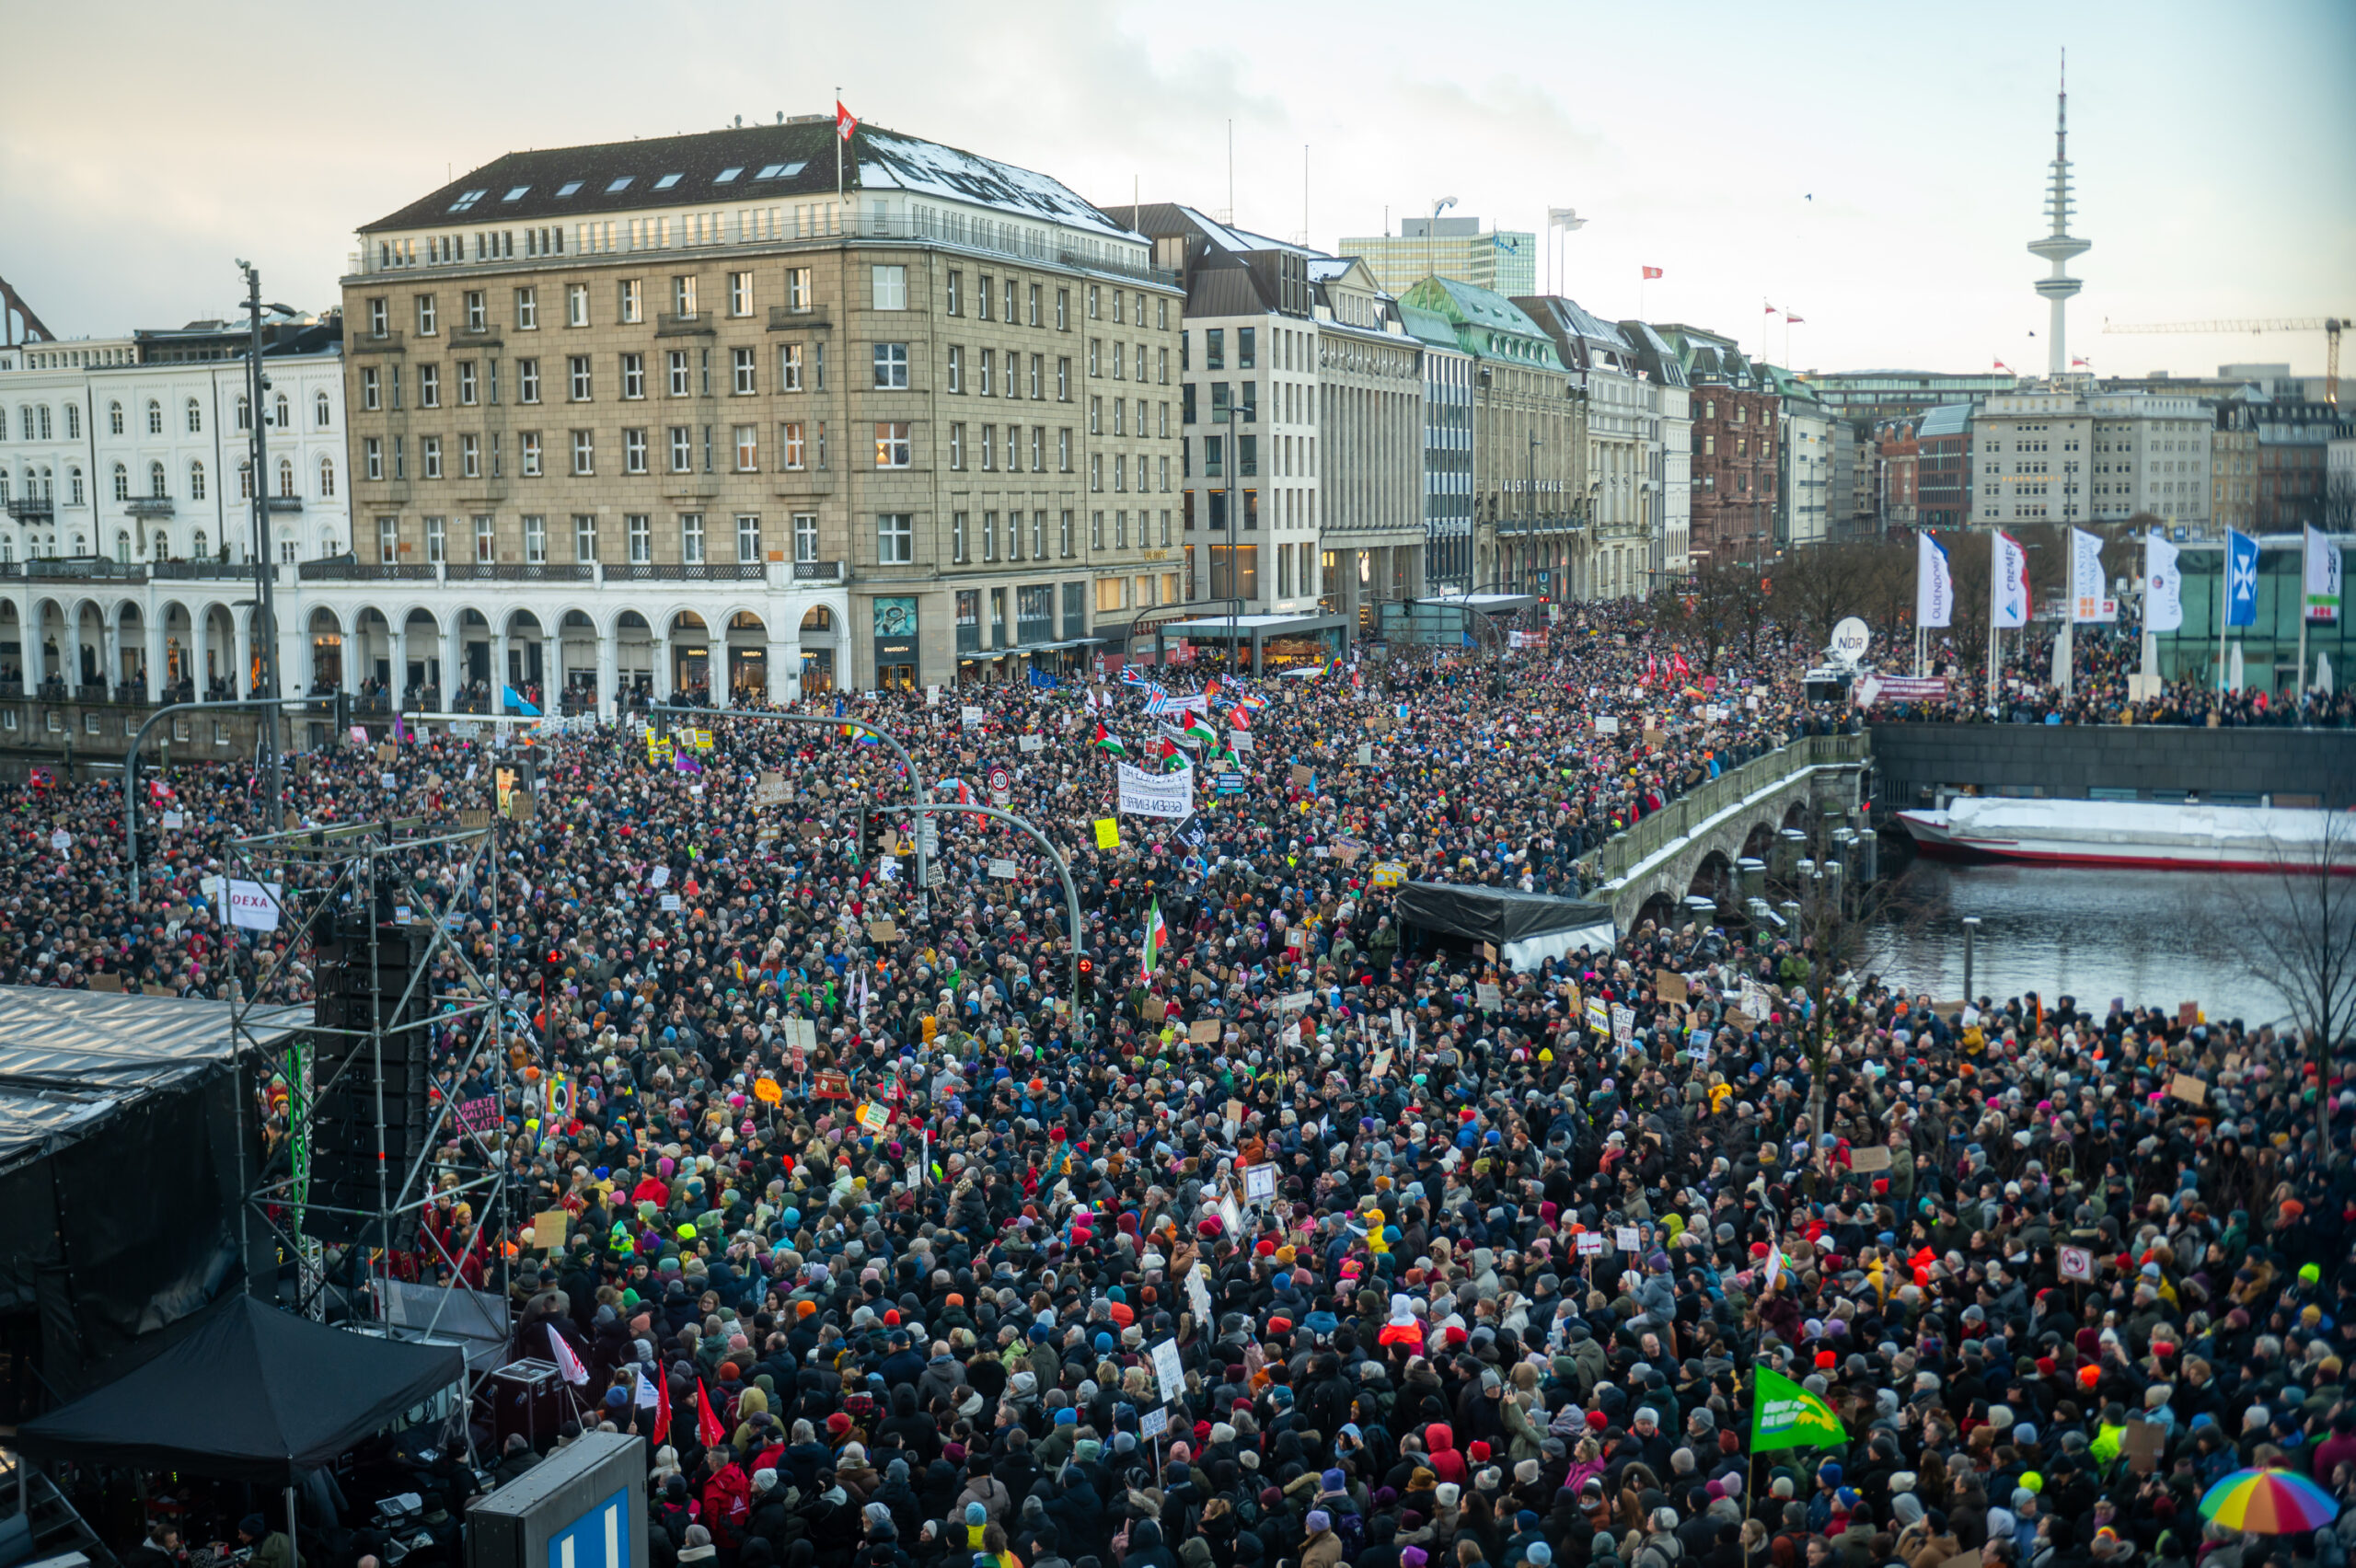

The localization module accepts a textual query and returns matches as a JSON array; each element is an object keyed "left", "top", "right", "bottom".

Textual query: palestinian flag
[
  {"left": 1184, "top": 714, "right": 1218, "bottom": 746},
  {"left": 1140, "top": 899, "right": 1167, "bottom": 981},
  {"left": 1091, "top": 723, "right": 1126, "bottom": 755}
]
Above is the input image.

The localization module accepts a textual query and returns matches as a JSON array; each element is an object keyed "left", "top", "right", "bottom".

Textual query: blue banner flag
[
  {"left": 502, "top": 686, "right": 542, "bottom": 717},
  {"left": 2225, "top": 529, "right": 2260, "bottom": 628}
]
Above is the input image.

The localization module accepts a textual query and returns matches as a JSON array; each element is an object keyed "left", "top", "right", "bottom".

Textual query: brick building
[{"left": 1657, "top": 325, "right": 1776, "bottom": 568}]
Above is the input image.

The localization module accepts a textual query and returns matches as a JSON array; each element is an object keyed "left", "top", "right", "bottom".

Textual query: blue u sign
[{"left": 548, "top": 1489, "right": 630, "bottom": 1568}]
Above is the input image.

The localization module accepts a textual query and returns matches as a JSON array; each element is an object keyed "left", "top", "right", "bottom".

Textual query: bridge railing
[{"left": 1579, "top": 732, "right": 1868, "bottom": 884}]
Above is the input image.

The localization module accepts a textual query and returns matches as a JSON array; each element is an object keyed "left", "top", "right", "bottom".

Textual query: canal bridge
[{"left": 1577, "top": 733, "right": 1870, "bottom": 933}]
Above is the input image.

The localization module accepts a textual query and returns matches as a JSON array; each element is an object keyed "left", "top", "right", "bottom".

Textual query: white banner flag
[
  {"left": 1115, "top": 762, "right": 1195, "bottom": 819},
  {"left": 2144, "top": 532, "right": 2184, "bottom": 633},
  {"left": 2071, "top": 527, "right": 2113, "bottom": 622},
  {"left": 1915, "top": 533, "right": 1953, "bottom": 628},
  {"left": 225, "top": 879, "right": 283, "bottom": 932},
  {"left": 2306, "top": 525, "right": 2342, "bottom": 625},
  {"left": 1992, "top": 531, "right": 2031, "bottom": 629}
]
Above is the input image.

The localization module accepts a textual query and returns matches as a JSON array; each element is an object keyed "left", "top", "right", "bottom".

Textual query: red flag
[
  {"left": 1763, "top": 303, "right": 1779, "bottom": 316},
  {"left": 653, "top": 1367, "right": 671, "bottom": 1445},
  {"left": 1671, "top": 651, "right": 1691, "bottom": 678},
  {"left": 696, "top": 1378, "right": 726, "bottom": 1448},
  {"left": 1992, "top": 359, "right": 2011, "bottom": 372},
  {"left": 1641, "top": 266, "right": 1663, "bottom": 281},
  {"left": 1784, "top": 313, "right": 1805, "bottom": 326},
  {"left": 836, "top": 101, "right": 858, "bottom": 141}
]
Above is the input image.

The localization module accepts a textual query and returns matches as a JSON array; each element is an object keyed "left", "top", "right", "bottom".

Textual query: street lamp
[{"left": 235, "top": 259, "right": 294, "bottom": 831}]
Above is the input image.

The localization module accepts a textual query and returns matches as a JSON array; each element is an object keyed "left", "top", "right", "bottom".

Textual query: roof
[
  {"left": 16, "top": 1293, "right": 465, "bottom": 1482},
  {"left": 363, "top": 120, "right": 1138, "bottom": 244},
  {"left": 1306, "top": 258, "right": 1357, "bottom": 282},
  {"left": 0, "top": 990, "right": 304, "bottom": 1170},
  {"left": 1917, "top": 403, "right": 1973, "bottom": 439},
  {"left": 1159, "top": 205, "right": 1316, "bottom": 259},
  {"left": 1519, "top": 295, "right": 1634, "bottom": 362},
  {"left": 1400, "top": 305, "right": 1461, "bottom": 352}
]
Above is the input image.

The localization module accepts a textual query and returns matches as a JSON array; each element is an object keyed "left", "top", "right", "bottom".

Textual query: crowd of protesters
[{"left": 8, "top": 601, "right": 2355, "bottom": 1568}]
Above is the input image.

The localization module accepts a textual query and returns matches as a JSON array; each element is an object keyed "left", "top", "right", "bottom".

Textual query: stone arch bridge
[{"left": 1577, "top": 734, "right": 1870, "bottom": 934}]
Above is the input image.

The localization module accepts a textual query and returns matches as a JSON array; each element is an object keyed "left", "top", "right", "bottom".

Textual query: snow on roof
[
  {"left": 1172, "top": 205, "right": 1319, "bottom": 259},
  {"left": 1307, "top": 258, "right": 1357, "bottom": 282},
  {"left": 858, "top": 129, "right": 1140, "bottom": 244}
]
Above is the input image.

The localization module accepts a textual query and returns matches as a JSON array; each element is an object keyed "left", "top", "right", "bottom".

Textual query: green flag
[{"left": 1750, "top": 1364, "right": 1846, "bottom": 1453}]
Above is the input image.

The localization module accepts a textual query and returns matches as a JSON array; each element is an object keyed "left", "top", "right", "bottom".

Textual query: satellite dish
[{"left": 1829, "top": 617, "right": 1871, "bottom": 667}]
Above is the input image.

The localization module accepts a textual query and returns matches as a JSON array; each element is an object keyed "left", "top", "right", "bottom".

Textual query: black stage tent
[
  {"left": 1392, "top": 882, "right": 1617, "bottom": 966},
  {"left": 11, "top": 1293, "right": 465, "bottom": 1481}
]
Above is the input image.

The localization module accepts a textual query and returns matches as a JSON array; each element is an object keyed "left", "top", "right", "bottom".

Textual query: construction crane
[{"left": 2100, "top": 317, "right": 2344, "bottom": 405}]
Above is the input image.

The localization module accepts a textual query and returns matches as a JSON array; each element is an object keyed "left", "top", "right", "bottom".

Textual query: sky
[{"left": 5, "top": 0, "right": 2350, "bottom": 381}]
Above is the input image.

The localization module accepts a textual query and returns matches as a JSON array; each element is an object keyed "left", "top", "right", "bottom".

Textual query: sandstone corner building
[{"left": 342, "top": 116, "right": 1182, "bottom": 700}]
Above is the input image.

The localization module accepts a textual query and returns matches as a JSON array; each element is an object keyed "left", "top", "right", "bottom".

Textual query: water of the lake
[{"left": 1865, "top": 852, "right": 2304, "bottom": 1029}]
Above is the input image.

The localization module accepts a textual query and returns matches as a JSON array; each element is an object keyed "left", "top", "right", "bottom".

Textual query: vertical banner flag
[
  {"left": 1915, "top": 533, "right": 1953, "bottom": 628},
  {"left": 1750, "top": 1364, "right": 1848, "bottom": 1453},
  {"left": 2225, "top": 528, "right": 2260, "bottom": 628},
  {"left": 1992, "top": 532, "right": 2031, "bottom": 629},
  {"left": 2305, "top": 525, "right": 2341, "bottom": 624},
  {"left": 2071, "top": 527, "right": 2112, "bottom": 622},
  {"left": 1140, "top": 898, "right": 1167, "bottom": 982},
  {"left": 2144, "top": 532, "right": 2184, "bottom": 633}
]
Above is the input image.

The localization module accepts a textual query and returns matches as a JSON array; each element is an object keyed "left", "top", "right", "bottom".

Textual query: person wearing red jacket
[{"left": 699, "top": 1447, "right": 753, "bottom": 1553}]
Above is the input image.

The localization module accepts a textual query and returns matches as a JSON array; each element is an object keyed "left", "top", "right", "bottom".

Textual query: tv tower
[{"left": 2028, "top": 50, "right": 2091, "bottom": 381}]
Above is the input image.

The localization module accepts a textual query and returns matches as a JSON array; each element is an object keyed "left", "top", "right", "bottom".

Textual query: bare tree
[
  {"left": 2198, "top": 813, "right": 2356, "bottom": 1148},
  {"left": 1683, "top": 558, "right": 1770, "bottom": 671}
]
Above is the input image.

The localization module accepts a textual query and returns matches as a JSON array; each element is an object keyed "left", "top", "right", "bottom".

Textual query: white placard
[
  {"left": 1242, "top": 1162, "right": 1277, "bottom": 1205},
  {"left": 1018, "top": 733, "right": 1045, "bottom": 754},
  {"left": 161, "top": 811, "right": 184, "bottom": 830},
  {"left": 2058, "top": 1245, "right": 2096, "bottom": 1284},
  {"left": 225, "top": 878, "right": 284, "bottom": 932},
  {"left": 1230, "top": 731, "right": 1253, "bottom": 752},
  {"left": 1150, "top": 1338, "right": 1186, "bottom": 1404},
  {"left": 1218, "top": 1193, "right": 1243, "bottom": 1240},
  {"left": 960, "top": 704, "right": 985, "bottom": 725},
  {"left": 381, "top": 771, "right": 398, "bottom": 790},
  {"left": 660, "top": 893, "right": 684, "bottom": 912},
  {"left": 988, "top": 858, "right": 1019, "bottom": 880},
  {"left": 650, "top": 866, "right": 671, "bottom": 888},
  {"left": 1115, "top": 761, "right": 1195, "bottom": 819},
  {"left": 1594, "top": 716, "right": 1621, "bottom": 734},
  {"left": 1576, "top": 1230, "right": 1605, "bottom": 1257},
  {"left": 1614, "top": 1226, "right": 1641, "bottom": 1252},
  {"left": 48, "top": 829, "right": 70, "bottom": 853},
  {"left": 1139, "top": 1406, "right": 1171, "bottom": 1441}
]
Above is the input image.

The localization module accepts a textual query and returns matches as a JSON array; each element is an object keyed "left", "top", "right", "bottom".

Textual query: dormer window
[
  {"left": 755, "top": 162, "right": 805, "bottom": 179},
  {"left": 556, "top": 180, "right": 583, "bottom": 197},
  {"left": 502, "top": 186, "right": 530, "bottom": 202},
  {"left": 714, "top": 167, "right": 743, "bottom": 183},
  {"left": 448, "top": 190, "right": 488, "bottom": 212},
  {"left": 606, "top": 177, "right": 633, "bottom": 192},
  {"left": 653, "top": 173, "right": 683, "bottom": 190}
]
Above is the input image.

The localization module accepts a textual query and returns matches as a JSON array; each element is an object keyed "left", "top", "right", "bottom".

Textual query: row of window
[
  {"left": 943, "top": 506, "right": 1172, "bottom": 564},
  {"left": 0, "top": 455, "right": 325, "bottom": 508},
  {"left": 375, "top": 510, "right": 813, "bottom": 568},
  {"left": 361, "top": 420, "right": 1158, "bottom": 483},
  {"left": 6, "top": 392, "right": 329, "bottom": 444},
  {"left": 370, "top": 262, "right": 940, "bottom": 341}
]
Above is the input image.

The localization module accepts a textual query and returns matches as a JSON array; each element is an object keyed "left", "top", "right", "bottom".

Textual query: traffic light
[
  {"left": 1076, "top": 955, "right": 1095, "bottom": 998},
  {"left": 544, "top": 946, "right": 568, "bottom": 985}
]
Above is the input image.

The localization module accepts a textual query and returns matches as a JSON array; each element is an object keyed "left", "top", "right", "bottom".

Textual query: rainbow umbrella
[{"left": 2200, "top": 1468, "right": 2341, "bottom": 1534}]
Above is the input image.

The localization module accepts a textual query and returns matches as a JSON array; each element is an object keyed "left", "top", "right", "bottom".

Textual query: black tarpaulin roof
[
  {"left": 11, "top": 1295, "right": 464, "bottom": 1480},
  {"left": 1392, "top": 882, "right": 1616, "bottom": 946}
]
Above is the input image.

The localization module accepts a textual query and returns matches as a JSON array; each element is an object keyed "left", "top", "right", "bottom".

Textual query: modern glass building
[{"left": 2155, "top": 534, "right": 2351, "bottom": 687}]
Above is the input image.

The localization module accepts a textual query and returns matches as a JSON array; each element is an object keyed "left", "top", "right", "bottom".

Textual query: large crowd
[{"left": 10, "top": 602, "right": 2355, "bottom": 1568}]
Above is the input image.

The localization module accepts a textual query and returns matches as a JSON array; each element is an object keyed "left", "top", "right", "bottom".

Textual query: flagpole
[
  {"left": 2296, "top": 537, "right": 2310, "bottom": 694},
  {"left": 2217, "top": 544, "right": 2229, "bottom": 694}
]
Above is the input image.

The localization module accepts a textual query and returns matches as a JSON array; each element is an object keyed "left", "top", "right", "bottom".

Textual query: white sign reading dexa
[{"left": 225, "top": 880, "right": 284, "bottom": 933}]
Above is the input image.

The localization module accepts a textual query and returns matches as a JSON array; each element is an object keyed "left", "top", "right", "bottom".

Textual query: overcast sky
[{"left": 6, "top": 0, "right": 2350, "bottom": 380}]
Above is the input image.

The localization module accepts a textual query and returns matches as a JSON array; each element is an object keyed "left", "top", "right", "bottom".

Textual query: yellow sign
[
  {"left": 691, "top": 729, "right": 716, "bottom": 751},
  {"left": 1093, "top": 818, "right": 1121, "bottom": 850},
  {"left": 754, "top": 1077, "right": 782, "bottom": 1105},
  {"left": 495, "top": 767, "right": 517, "bottom": 810},
  {"left": 646, "top": 735, "right": 674, "bottom": 763},
  {"left": 1369, "top": 860, "right": 1408, "bottom": 890}
]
